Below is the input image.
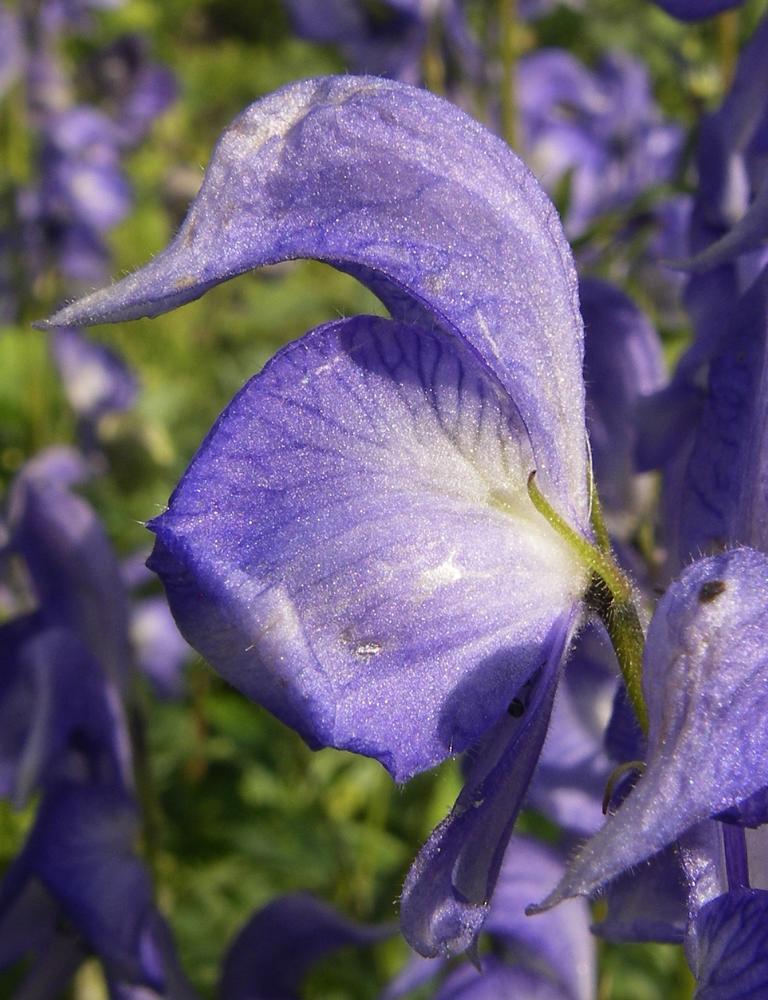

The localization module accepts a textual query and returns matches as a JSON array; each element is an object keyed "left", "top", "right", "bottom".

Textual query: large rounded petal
[
  {"left": 42, "top": 75, "right": 588, "bottom": 524},
  {"left": 148, "top": 316, "right": 587, "bottom": 780}
]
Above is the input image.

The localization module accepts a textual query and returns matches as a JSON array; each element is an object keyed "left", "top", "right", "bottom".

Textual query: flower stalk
[{"left": 527, "top": 471, "right": 648, "bottom": 733}]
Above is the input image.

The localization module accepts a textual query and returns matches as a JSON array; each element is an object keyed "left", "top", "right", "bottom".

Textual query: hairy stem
[{"left": 528, "top": 471, "right": 648, "bottom": 733}]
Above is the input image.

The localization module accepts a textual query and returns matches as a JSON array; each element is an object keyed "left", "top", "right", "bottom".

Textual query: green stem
[
  {"left": 498, "top": 0, "right": 519, "bottom": 150},
  {"left": 717, "top": 8, "right": 739, "bottom": 92},
  {"left": 422, "top": 13, "right": 446, "bottom": 96},
  {"left": 527, "top": 471, "right": 649, "bottom": 734},
  {"left": 588, "top": 465, "right": 612, "bottom": 555}
]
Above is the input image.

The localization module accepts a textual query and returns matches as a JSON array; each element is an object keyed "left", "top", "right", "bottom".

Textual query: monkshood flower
[
  {"left": 0, "top": 450, "right": 192, "bottom": 994},
  {"left": 285, "top": 0, "right": 482, "bottom": 86},
  {"left": 518, "top": 49, "right": 682, "bottom": 238},
  {"left": 532, "top": 548, "right": 768, "bottom": 988},
  {"left": 637, "top": 17, "right": 768, "bottom": 567},
  {"left": 51, "top": 326, "right": 139, "bottom": 452},
  {"left": 42, "top": 76, "right": 649, "bottom": 955},
  {"left": 578, "top": 277, "right": 665, "bottom": 536},
  {"left": 18, "top": 104, "right": 133, "bottom": 284},
  {"left": 679, "top": 13, "right": 768, "bottom": 279},
  {"left": 84, "top": 34, "right": 177, "bottom": 147},
  {"left": 0, "top": 780, "right": 194, "bottom": 998},
  {"left": 6, "top": 447, "right": 133, "bottom": 689},
  {"left": 223, "top": 836, "right": 594, "bottom": 999},
  {"left": 3, "top": 5, "right": 175, "bottom": 298},
  {"left": 0, "top": 621, "right": 130, "bottom": 807}
]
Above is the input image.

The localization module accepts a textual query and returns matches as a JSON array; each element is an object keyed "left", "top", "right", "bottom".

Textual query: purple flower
[
  {"left": 223, "top": 836, "right": 594, "bottom": 999},
  {"left": 51, "top": 326, "right": 139, "bottom": 443},
  {"left": 518, "top": 49, "right": 682, "bottom": 237},
  {"left": 285, "top": 0, "right": 482, "bottom": 86},
  {"left": 579, "top": 278, "right": 665, "bottom": 535},
  {"left": 84, "top": 34, "right": 178, "bottom": 147},
  {"left": 680, "top": 14, "right": 768, "bottom": 275},
  {"left": 531, "top": 546, "right": 768, "bottom": 913},
  {"left": 41, "top": 76, "right": 602, "bottom": 954},
  {"left": 7, "top": 447, "right": 133, "bottom": 689},
  {"left": 0, "top": 450, "right": 192, "bottom": 994},
  {"left": 2, "top": 3, "right": 175, "bottom": 302},
  {"left": 0, "top": 780, "right": 192, "bottom": 997}
]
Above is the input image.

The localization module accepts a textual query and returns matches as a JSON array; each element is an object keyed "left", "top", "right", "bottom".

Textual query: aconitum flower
[
  {"left": 533, "top": 547, "right": 768, "bottom": 912},
  {"left": 43, "top": 75, "right": 620, "bottom": 953},
  {"left": 0, "top": 449, "right": 192, "bottom": 993},
  {"left": 220, "top": 835, "right": 594, "bottom": 999},
  {"left": 1, "top": 5, "right": 175, "bottom": 301},
  {"left": 518, "top": 49, "right": 682, "bottom": 237},
  {"left": 681, "top": 12, "right": 768, "bottom": 278},
  {"left": 51, "top": 326, "right": 139, "bottom": 454},
  {"left": 285, "top": 0, "right": 482, "bottom": 86}
]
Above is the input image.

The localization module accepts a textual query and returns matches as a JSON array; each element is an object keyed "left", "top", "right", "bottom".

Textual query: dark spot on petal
[
  {"left": 698, "top": 579, "right": 726, "bottom": 603},
  {"left": 507, "top": 698, "right": 525, "bottom": 718}
]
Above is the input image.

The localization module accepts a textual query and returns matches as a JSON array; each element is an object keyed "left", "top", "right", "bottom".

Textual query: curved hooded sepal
[
  {"left": 530, "top": 548, "right": 768, "bottom": 911},
  {"left": 686, "top": 890, "right": 768, "bottom": 999},
  {"left": 148, "top": 317, "right": 587, "bottom": 781},
  {"left": 41, "top": 75, "right": 588, "bottom": 520},
  {"left": 399, "top": 611, "right": 577, "bottom": 957}
]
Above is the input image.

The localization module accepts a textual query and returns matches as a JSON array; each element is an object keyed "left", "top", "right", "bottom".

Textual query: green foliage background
[{"left": 1, "top": 0, "right": 765, "bottom": 995}]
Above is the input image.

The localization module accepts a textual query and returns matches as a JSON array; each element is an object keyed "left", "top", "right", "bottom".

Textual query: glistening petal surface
[
  {"left": 148, "top": 316, "right": 587, "bottom": 781},
  {"left": 42, "top": 75, "right": 588, "bottom": 522},
  {"left": 531, "top": 548, "right": 768, "bottom": 910}
]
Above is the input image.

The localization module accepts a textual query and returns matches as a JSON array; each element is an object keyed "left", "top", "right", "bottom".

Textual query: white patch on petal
[{"left": 420, "top": 552, "right": 464, "bottom": 592}]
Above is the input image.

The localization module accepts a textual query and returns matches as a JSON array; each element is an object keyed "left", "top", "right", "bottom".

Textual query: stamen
[{"left": 602, "top": 760, "right": 646, "bottom": 815}]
